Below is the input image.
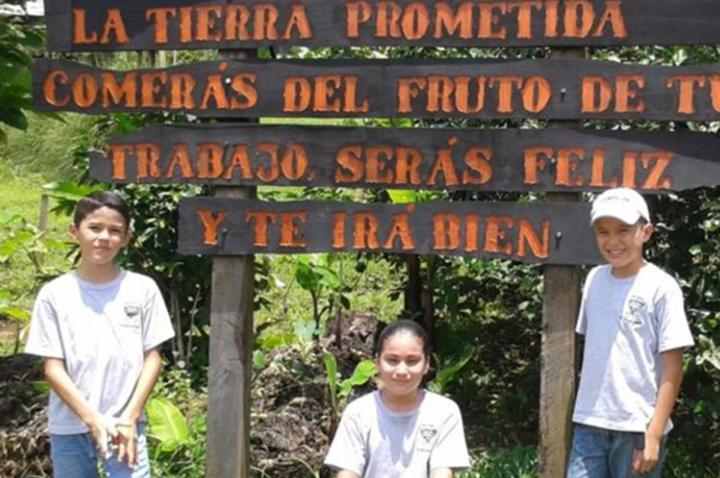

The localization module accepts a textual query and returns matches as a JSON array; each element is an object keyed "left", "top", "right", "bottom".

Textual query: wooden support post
[
  {"left": 205, "top": 49, "right": 257, "bottom": 478},
  {"left": 539, "top": 46, "right": 585, "bottom": 478}
]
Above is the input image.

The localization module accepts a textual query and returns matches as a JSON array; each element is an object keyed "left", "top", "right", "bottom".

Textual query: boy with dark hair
[{"left": 567, "top": 188, "right": 694, "bottom": 478}]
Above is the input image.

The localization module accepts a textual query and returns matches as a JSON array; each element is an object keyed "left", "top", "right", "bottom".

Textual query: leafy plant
[
  {"left": 0, "top": 9, "right": 45, "bottom": 142},
  {"left": 295, "top": 254, "right": 351, "bottom": 336},
  {"left": 428, "top": 344, "right": 474, "bottom": 394},
  {"left": 323, "top": 350, "right": 377, "bottom": 437},
  {"left": 0, "top": 213, "right": 68, "bottom": 353},
  {"left": 459, "top": 446, "right": 537, "bottom": 478},
  {"left": 146, "top": 396, "right": 190, "bottom": 452}
]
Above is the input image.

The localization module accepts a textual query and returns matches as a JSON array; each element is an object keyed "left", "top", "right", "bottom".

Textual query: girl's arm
[
  {"left": 336, "top": 471, "right": 361, "bottom": 478},
  {"left": 430, "top": 468, "right": 453, "bottom": 478},
  {"left": 115, "top": 347, "right": 163, "bottom": 467},
  {"left": 44, "top": 358, "right": 117, "bottom": 456},
  {"left": 633, "top": 348, "right": 684, "bottom": 475}
]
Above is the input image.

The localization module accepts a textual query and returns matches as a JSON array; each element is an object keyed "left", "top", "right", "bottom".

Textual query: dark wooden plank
[
  {"left": 539, "top": 46, "right": 583, "bottom": 478},
  {"left": 177, "top": 198, "right": 602, "bottom": 264},
  {"left": 45, "top": 0, "right": 720, "bottom": 51},
  {"left": 205, "top": 47, "right": 256, "bottom": 478},
  {"left": 33, "top": 58, "right": 720, "bottom": 121},
  {"left": 91, "top": 124, "right": 720, "bottom": 192},
  {"left": 206, "top": 188, "right": 255, "bottom": 478}
]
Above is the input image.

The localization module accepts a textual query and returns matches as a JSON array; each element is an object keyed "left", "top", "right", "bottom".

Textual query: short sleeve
[
  {"left": 429, "top": 403, "right": 471, "bottom": 471},
  {"left": 141, "top": 279, "right": 175, "bottom": 351},
  {"left": 656, "top": 280, "right": 694, "bottom": 352},
  {"left": 576, "top": 267, "right": 600, "bottom": 335},
  {"left": 24, "top": 290, "right": 64, "bottom": 359},
  {"left": 324, "top": 407, "right": 366, "bottom": 476}
]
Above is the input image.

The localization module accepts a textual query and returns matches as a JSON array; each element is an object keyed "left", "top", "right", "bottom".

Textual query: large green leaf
[
  {"left": 322, "top": 350, "right": 338, "bottom": 409},
  {"left": 146, "top": 396, "right": 189, "bottom": 452},
  {"left": 339, "top": 359, "right": 377, "bottom": 397}
]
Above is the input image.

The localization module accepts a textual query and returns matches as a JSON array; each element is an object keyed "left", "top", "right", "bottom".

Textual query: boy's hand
[
  {"left": 632, "top": 432, "right": 661, "bottom": 475},
  {"left": 114, "top": 418, "right": 138, "bottom": 468},
  {"left": 87, "top": 413, "right": 118, "bottom": 459}
]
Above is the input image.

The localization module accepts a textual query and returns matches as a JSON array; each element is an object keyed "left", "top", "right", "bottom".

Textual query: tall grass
[{"left": 0, "top": 111, "right": 99, "bottom": 179}]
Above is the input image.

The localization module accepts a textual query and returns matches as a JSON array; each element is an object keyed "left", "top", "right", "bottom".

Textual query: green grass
[
  {"left": 0, "top": 120, "right": 78, "bottom": 354},
  {"left": 0, "top": 112, "right": 98, "bottom": 179}
]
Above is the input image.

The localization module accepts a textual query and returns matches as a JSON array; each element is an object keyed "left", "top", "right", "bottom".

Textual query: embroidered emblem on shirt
[
  {"left": 124, "top": 302, "right": 141, "bottom": 317},
  {"left": 121, "top": 302, "right": 141, "bottom": 328},
  {"left": 420, "top": 425, "right": 437, "bottom": 443},
  {"left": 620, "top": 295, "right": 646, "bottom": 326}
]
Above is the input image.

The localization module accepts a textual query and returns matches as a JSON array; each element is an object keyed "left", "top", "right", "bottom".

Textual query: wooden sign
[
  {"left": 91, "top": 124, "right": 720, "bottom": 192},
  {"left": 45, "top": 0, "right": 720, "bottom": 51},
  {"left": 178, "top": 198, "right": 602, "bottom": 264},
  {"left": 33, "top": 58, "right": 720, "bottom": 121}
]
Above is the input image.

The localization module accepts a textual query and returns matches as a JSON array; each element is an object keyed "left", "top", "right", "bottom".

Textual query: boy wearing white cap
[{"left": 566, "top": 188, "right": 694, "bottom": 478}]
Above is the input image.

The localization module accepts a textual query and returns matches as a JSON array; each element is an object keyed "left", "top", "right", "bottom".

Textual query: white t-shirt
[
  {"left": 324, "top": 390, "right": 471, "bottom": 477},
  {"left": 25, "top": 269, "right": 175, "bottom": 434},
  {"left": 573, "top": 263, "right": 694, "bottom": 433}
]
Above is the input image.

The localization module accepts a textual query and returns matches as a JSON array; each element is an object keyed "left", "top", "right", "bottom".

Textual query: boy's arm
[
  {"left": 44, "top": 358, "right": 118, "bottom": 455},
  {"left": 632, "top": 348, "right": 684, "bottom": 475},
  {"left": 116, "top": 347, "right": 163, "bottom": 467},
  {"left": 429, "top": 468, "right": 453, "bottom": 478}
]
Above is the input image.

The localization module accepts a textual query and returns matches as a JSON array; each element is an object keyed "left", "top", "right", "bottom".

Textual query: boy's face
[
  {"left": 69, "top": 206, "right": 130, "bottom": 268},
  {"left": 593, "top": 217, "right": 653, "bottom": 278}
]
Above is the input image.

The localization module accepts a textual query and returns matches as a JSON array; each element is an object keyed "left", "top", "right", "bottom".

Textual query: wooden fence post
[
  {"left": 539, "top": 46, "right": 585, "bottom": 478},
  {"left": 205, "top": 48, "right": 257, "bottom": 478}
]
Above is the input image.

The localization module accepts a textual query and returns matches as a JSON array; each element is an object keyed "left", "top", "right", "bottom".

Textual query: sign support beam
[
  {"left": 539, "top": 46, "right": 584, "bottom": 478},
  {"left": 205, "top": 48, "right": 257, "bottom": 478}
]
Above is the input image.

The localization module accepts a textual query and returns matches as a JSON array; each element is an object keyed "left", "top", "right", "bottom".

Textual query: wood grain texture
[
  {"left": 91, "top": 124, "right": 720, "bottom": 192},
  {"left": 45, "top": 0, "right": 720, "bottom": 51},
  {"left": 33, "top": 58, "right": 720, "bottom": 121},
  {"left": 178, "top": 198, "right": 603, "bottom": 264}
]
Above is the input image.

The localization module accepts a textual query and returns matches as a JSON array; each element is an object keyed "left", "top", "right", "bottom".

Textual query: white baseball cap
[{"left": 590, "top": 188, "right": 650, "bottom": 225}]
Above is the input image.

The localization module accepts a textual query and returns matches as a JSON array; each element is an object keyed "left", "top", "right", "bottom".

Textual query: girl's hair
[
  {"left": 373, "top": 319, "right": 431, "bottom": 358},
  {"left": 73, "top": 191, "right": 130, "bottom": 229}
]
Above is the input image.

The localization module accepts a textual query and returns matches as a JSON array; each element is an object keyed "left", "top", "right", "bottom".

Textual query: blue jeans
[
  {"left": 50, "top": 423, "right": 151, "bottom": 478},
  {"left": 567, "top": 424, "right": 667, "bottom": 478}
]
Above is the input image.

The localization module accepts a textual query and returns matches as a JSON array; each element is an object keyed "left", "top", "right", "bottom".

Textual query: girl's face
[
  {"left": 376, "top": 331, "right": 429, "bottom": 400},
  {"left": 69, "top": 206, "right": 130, "bottom": 268}
]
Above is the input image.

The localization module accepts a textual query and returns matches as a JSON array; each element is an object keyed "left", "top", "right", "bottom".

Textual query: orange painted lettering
[
  {"left": 165, "top": 144, "right": 194, "bottom": 178},
  {"left": 383, "top": 213, "right": 415, "bottom": 250},
  {"left": 135, "top": 143, "right": 161, "bottom": 179},
  {"left": 667, "top": 75, "right": 706, "bottom": 115},
  {"left": 353, "top": 213, "right": 380, "bottom": 249},
  {"left": 43, "top": 70, "right": 70, "bottom": 107},
  {"left": 256, "top": 143, "right": 281, "bottom": 182},
  {"left": 107, "top": 144, "right": 132, "bottom": 181},
  {"left": 245, "top": 211, "right": 277, "bottom": 247},
  {"left": 517, "top": 219, "right": 549, "bottom": 258},
  {"left": 335, "top": 146, "right": 364, "bottom": 183},
  {"left": 523, "top": 146, "right": 552, "bottom": 185},
  {"left": 146, "top": 8, "right": 176, "bottom": 44},
  {"left": 462, "top": 148, "right": 493, "bottom": 185},
  {"left": 485, "top": 215, "right": 514, "bottom": 255},
  {"left": 582, "top": 76, "right": 612, "bottom": 113},
  {"left": 197, "top": 209, "right": 228, "bottom": 246},
  {"left": 432, "top": 213, "right": 460, "bottom": 250},
  {"left": 279, "top": 212, "right": 307, "bottom": 247},
  {"left": 101, "top": 72, "right": 137, "bottom": 108}
]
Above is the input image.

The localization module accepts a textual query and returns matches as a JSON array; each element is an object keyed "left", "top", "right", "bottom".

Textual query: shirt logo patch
[
  {"left": 124, "top": 302, "right": 141, "bottom": 317},
  {"left": 420, "top": 425, "right": 437, "bottom": 443},
  {"left": 121, "top": 302, "right": 141, "bottom": 328},
  {"left": 621, "top": 295, "right": 646, "bottom": 326}
]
